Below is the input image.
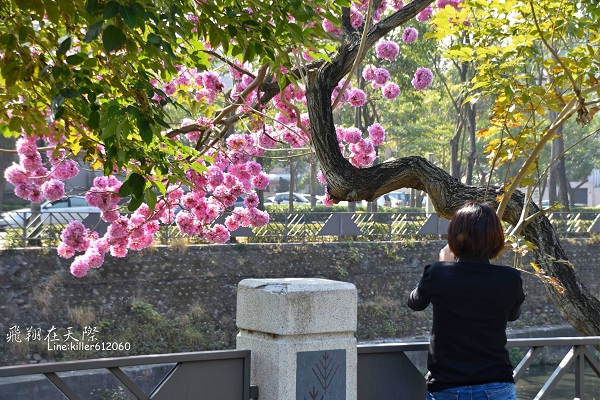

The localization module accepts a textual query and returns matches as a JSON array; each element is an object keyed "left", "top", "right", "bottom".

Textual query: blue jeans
[{"left": 427, "top": 382, "right": 517, "bottom": 400}]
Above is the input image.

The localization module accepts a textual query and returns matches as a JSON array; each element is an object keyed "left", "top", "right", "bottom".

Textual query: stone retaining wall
[{"left": 1, "top": 240, "right": 598, "bottom": 365}]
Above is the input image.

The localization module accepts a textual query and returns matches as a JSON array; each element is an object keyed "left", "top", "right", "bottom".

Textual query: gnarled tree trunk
[{"left": 305, "top": 0, "right": 600, "bottom": 336}]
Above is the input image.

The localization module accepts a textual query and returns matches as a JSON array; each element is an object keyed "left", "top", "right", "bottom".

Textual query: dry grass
[
  {"left": 67, "top": 306, "right": 97, "bottom": 328},
  {"left": 169, "top": 237, "right": 189, "bottom": 253}
]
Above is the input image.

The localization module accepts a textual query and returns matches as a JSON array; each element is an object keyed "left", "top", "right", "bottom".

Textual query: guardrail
[
  {"left": 0, "top": 349, "right": 254, "bottom": 400},
  {"left": 0, "top": 337, "right": 598, "bottom": 399},
  {"left": 1, "top": 211, "right": 599, "bottom": 248},
  {"left": 357, "top": 336, "right": 600, "bottom": 400}
]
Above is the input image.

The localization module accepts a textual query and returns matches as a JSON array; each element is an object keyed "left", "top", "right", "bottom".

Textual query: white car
[
  {"left": 266, "top": 193, "right": 311, "bottom": 205},
  {"left": 0, "top": 196, "right": 101, "bottom": 230}
]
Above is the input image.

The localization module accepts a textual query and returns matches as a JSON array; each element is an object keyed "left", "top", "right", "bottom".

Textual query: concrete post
[{"left": 236, "top": 278, "right": 357, "bottom": 400}]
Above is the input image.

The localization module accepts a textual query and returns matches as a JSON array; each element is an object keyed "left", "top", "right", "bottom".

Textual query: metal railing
[
  {"left": 1, "top": 211, "right": 599, "bottom": 248},
  {"left": 357, "top": 336, "right": 600, "bottom": 400},
  {"left": 0, "top": 349, "right": 255, "bottom": 400},
  {"left": 0, "top": 337, "right": 597, "bottom": 399}
]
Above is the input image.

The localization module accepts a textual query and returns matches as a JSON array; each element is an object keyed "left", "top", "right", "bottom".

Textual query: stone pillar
[{"left": 236, "top": 278, "right": 357, "bottom": 400}]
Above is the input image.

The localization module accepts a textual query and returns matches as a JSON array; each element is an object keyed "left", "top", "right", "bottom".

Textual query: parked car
[
  {"left": 377, "top": 191, "right": 409, "bottom": 208},
  {"left": 265, "top": 193, "right": 311, "bottom": 205},
  {"left": 0, "top": 196, "right": 101, "bottom": 230}
]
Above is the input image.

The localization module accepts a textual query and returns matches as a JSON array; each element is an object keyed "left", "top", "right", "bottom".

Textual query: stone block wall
[{"left": 1, "top": 240, "right": 598, "bottom": 365}]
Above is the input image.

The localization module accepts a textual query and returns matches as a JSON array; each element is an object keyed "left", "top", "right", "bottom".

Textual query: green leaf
[
  {"left": 1, "top": 61, "right": 20, "bottom": 87},
  {"left": 88, "top": 110, "right": 100, "bottom": 129},
  {"left": 137, "top": 117, "right": 153, "bottom": 144},
  {"left": 66, "top": 53, "right": 86, "bottom": 65},
  {"left": 119, "top": 5, "right": 137, "bottom": 29},
  {"left": 118, "top": 180, "right": 131, "bottom": 197},
  {"left": 8, "top": 117, "right": 22, "bottom": 132},
  {"left": 102, "top": 25, "right": 126, "bottom": 53},
  {"left": 51, "top": 93, "right": 65, "bottom": 120},
  {"left": 57, "top": 37, "right": 72, "bottom": 57},
  {"left": 86, "top": 0, "right": 99, "bottom": 14},
  {"left": 45, "top": 2, "right": 60, "bottom": 23},
  {"left": 60, "top": 88, "right": 80, "bottom": 98},
  {"left": 505, "top": 85, "right": 514, "bottom": 101},
  {"left": 147, "top": 33, "right": 162, "bottom": 45},
  {"left": 144, "top": 188, "right": 157, "bottom": 211},
  {"left": 84, "top": 21, "right": 104, "bottom": 43},
  {"left": 103, "top": 1, "right": 120, "bottom": 19}
]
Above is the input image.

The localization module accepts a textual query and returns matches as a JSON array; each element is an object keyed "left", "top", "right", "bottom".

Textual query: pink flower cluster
[
  {"left": 416, "top": 6, "right": 434, "bottom": 21},
  {"left": 437, "top": 0, "right": 463, "bottom": 10},
  {"left": 375, "top": 40, "right": 400, "bottom": 61},
  {"left": 402, "top": 27, "right": 418, "bottom": 44},
  {"left": 412, "top": 67, "right": 434, "bottom": 90},
  {"left": 4, "top": 137, "right": 80, "bottom": 203},
  {"left": 333, "top": 123, "right": 384, "bottom": 169}
]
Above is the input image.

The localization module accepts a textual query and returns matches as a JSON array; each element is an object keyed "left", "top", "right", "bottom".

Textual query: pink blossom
[
  {"left": 229, "top": 59, "right": 246, "bottom": 80},
  {"left": 70, "top": 256, "right": 90, "bottom": 277},
  {"left": 182, "top": 192, "right": 201, "bottom": 209},
  {"left": 205, "top": 224, "right": 230, "bottom": 243},
  {"left": 402, "top": 27, "right": 418, "bottom": 44},
  {"left": 52, "top": 160, "right": 80, "bottom": 180},
  {"left": 22, "top": 152, "right": 43, "bottom": 172},
  {"left": 28, "top": 187, "right": 44, "bottom": 203},
  {"left": 322, "top": 192, "right": 334, "bottom": 207},
  {"left": 207, "top": 166, "right": 224, "bottom": 188},
  {"left": 362, "top": 65, "right": 377, "bottom": 81},
  {"left": 176, "top": 211, "right": 201, "bottom": 236},
  {"left": 437, "top": 0, "right": 462, "bottom": 9},
  {"left": 225, "top": 214, "right": 241, "bottom": 231},
  {"left": 373, "top": 68, "right": 390, "bottom": 85},
  {"left": 185, "top": 13, "right": 199, "bottom": 23},
  {"left": 412, "top": 67, "right": 434, "bottom": 90},
  {"left": 348, "top": 89, "right": 367, "bottom": 107},
  {"left": 350, "top": 151, "right": 377, "bottom": 167},
  {"left": 129, "top": 234, "right": 154, "bottom": 250},
  {"left": 101, "top": 209, "right": 121, "bottom": 223},
  {"left": 375, "top": 41, "right": 400, "bottom": 61},
  {"left": 61, "top": 220, "right": 88, "bottom": 251},
  {"left": 322, "top": 19, "right": 342, "bottom": 35},
  {"left": 317, "top": 170, "right": 328, "bottom": 185},
  {"left": 164, "top": 82, "right": 177, "bottom": 96},
  {"left": 259, "top": 130, "right": 278, "bottom": 149},
  {"left": 107, "top": 217, "right": 129, "bottom": 239},
  {"left": 247, "top": 208, "right": 269, "bottom": 227},
  {"left": 344, "top": 127, "right": 363, "bottom": 144},
  {"left": 417, "top": 6, "right": 433, "bottom": 21},
  {"left": 16, "top": 137, "right": 38, "bottom": 157},
  {"left": 382, "top": 82, "right": 401, "bottom": 99},
  {"left": 390, "top": 0, "right": 404, "bottom": 11},
  {"left": 14, "top": 184, "right": 31, "bottom": 199},
  {"left": 110, "top": 244, "right": 128, "bottom": 258},
  {"left": 84, "top": 248, "right": 105, "bottom": 269},
  {"left": 41, "top": 179, "right": 65, "bottom": 201},
  {"left": 201, "top": 71, "right": 225, "bottom": 93},
  {"left": 368, "top": 123, "right": 386, "bottom": 146},
  {"left": 57, "top": 242, "right": 75, "bottom": 258},
  {"left": 246, "top": 161, "right": 262, "bottom": 176},
  {"left": 350, "top": 7, "right": 363, "bottom": 28},
  {"left": 4, "top": 164, "right": 29, "bottom": 185},
  {"left": 251, "top": 173, "right": 270, "bottom": 190},
  {"left": 244, "top": 193, "right": 259, "bottom": 208}
]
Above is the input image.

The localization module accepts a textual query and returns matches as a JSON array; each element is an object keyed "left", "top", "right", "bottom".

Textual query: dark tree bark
[{"left": 305, "top": 0, "right": 600, "bottom": 336}]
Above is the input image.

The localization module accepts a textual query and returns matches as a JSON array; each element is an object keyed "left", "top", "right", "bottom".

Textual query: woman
[{"left": 408, "top": 201, "right": 526, "bottom": 400}]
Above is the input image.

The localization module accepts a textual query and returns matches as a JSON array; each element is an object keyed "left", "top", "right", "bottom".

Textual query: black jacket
[{"left": 408, "top": 260, "right": 526, "bottom": 392}]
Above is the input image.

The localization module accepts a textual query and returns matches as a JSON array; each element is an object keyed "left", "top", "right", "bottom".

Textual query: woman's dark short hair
[{"left": 447, "top": 201, "right": 505, "bottom": 260}]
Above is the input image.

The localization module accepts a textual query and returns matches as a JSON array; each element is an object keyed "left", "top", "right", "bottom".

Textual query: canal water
[{"left": 516, "top": 364, "right": 599, "bottom": 399}]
